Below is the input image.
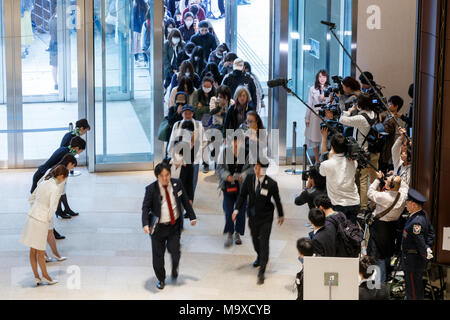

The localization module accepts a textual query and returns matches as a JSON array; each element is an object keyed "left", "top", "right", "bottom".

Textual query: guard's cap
[{"left": 407, "top": 189, "right": 427, "bottom": 205}]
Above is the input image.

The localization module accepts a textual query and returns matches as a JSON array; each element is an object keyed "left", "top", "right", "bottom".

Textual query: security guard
[{"left": 401, "top": 189, "right": 435, "bottom": 300}]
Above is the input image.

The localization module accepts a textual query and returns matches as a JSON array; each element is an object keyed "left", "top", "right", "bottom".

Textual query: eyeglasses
[{"left": 246, "top": 119, "right": 256, "bottom": 124}]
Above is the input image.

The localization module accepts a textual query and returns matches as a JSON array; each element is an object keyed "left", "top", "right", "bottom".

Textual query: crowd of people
[{"left": 16, "top": 0, "right": 436, "bottom": 301}]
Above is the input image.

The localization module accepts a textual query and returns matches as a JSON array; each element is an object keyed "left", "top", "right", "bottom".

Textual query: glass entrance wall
[
  {"left": 286, "top": 0, "right": 353, "bottom": 160},
  {"left": 236, "top": 0, "right": 270, "bottom": 128},
  {"left": 21, "top": 0, "right": 79, "bottom": 162},
  {"left": 0, "top": 0, "right": 6, "bottom": 162},
  {"left": 93, "top": 0, "right": 153, "bottom": 165}
]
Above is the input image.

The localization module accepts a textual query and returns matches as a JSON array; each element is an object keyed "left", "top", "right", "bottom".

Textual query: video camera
[
  {"left": 324, "top": 75, "right": 344, "bottom": 98},
  {"left": 320, "top": 120, "right": 344, "bottom": 135},
  {"left": 316, "top": 103, "right": 341, "bottom": 119},
  {"left": 364, "top": 84, "right": 387, "bottom": 114}
]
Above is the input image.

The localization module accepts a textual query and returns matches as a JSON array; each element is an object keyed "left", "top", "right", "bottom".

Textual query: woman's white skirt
[{"left": 20, "top": 216, "right": 49, "bottom": 251}]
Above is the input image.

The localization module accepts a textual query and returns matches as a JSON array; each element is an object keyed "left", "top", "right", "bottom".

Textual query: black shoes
[
  {"left": 253, "top": 258, "right": 260, "bottom": 268},
  {"left": 172, "top": 268, "right": 179, "bottom": 280},
  {"left": 257, "top": 274, "right": 265, "bottom": 285},
  {"left": 53, "top": 229, "right": 65, "bottom": 240},
  {"left": 56, "top": 210, "right": 71, "bottom": 219},
  {"left": 157, "top": 281, "right": 165, "bottom": 290},
  {"left": 60, "top": 195, "right": 79, "bottom": 216},
  {"left": 65, "top": 209, "right": 79, "bottom": 217}
]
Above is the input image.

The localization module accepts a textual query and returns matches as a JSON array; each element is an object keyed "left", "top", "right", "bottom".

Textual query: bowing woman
[{"left": 20, "top": 165, "right": 69, "bottom": 286}]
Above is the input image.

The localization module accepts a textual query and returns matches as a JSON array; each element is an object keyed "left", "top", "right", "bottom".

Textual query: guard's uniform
[{"left": 401, "top": 189, "right": 435, "bottom": 300}]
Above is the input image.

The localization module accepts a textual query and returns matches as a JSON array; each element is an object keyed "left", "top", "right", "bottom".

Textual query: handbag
[
  {"left": 224, "top": 181, "right": 239, "bottom": 194},
  {"left": 158, "top": 117, "right": 171, "bottom": 142}
]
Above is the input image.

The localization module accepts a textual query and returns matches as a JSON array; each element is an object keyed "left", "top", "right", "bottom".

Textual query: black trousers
[
  {"left": 150, "top": 218, "right": 181, "bottom": 282},
  {"left": 179, "top": 164, "right": 194, "bottom": 201},
  {"left": 218, "top": 0, "right": 225, "bottom": 14},
  {"left": 30, "top": 170, "right": 45, "bottom": 194},
  {"left": 249, "top": 216, "right": 272, "bottom": 274},
  {"left": 404, "top": 269, "right": 425, "bottom": 300}
]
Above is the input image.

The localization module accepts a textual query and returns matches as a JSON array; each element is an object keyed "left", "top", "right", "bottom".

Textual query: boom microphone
[
  {"left": 267, "top": 78, "right": 289, "bottom": 88},
  {"left": 320, "top": 20, "right": 336, "bottom": 29}
]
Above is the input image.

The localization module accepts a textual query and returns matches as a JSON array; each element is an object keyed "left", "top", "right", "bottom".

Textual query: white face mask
[
  {"left": 185, "top": 20, "right": 193, "bottom": 27},
  {"left": 172, "top": 37, "right": 180, "bottom": 45},
  {"left": 185, "top": 72, "right": 191, "bottom": 77},
  {"left": 216, "top": 53, "right": 223, "bottom": 59},
  {"left": 194, "top": 56, "right": 200, "bottom": 61},
  {"left": 167, "top": 27, "right": 173, "bottom": 34},
  {"left": 203, "top": 86, "right": 212, "bottom": 93}
]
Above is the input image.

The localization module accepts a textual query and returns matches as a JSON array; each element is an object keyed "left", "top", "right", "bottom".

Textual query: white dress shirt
[
  {"left": 339, "top": 110, "right": 375, "bottom": 152},
  {"left": 255, "top": 175, "right": 265, "bottom": 193},
  {"left": 392, "top": 135, "right": 411, "bottom": 186},
  {"left": 319, "top": 154, "right": 360, "bottom": 206},
  {"left": 367, "top": 179, "right": 408, "bottom": 222},
  {"left": 158, "top": 181, "right": 178, "bottom": 224}
]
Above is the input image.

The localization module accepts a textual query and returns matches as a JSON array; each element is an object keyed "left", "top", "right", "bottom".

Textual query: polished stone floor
[{"left": 0, "top": 166, "right": 311, "bottom": 300}]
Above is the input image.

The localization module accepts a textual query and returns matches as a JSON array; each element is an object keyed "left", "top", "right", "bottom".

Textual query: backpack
[
  {"left": 360, "top": 113, "right": 387, "bottom": 154},
  {"left": 328, "top": 212, "right": 363, "bottom": 258}
]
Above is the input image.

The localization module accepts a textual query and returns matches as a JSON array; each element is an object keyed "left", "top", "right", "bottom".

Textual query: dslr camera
[
  {"left": 324, "top": 75, "right": 344, "bottom": 98},
  {"left": 365, "top": 84, "right": 387, "bottom": 114}
]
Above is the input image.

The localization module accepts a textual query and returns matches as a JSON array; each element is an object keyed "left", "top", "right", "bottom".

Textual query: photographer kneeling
[
  {"left": 319, "top": 132, "right": 360, "bottom": 224},
  {"left": 367, "top": 172, "right": 408, "bottom": 283},
  {"left": 295, "top": 166, "right": 327, "bottom": 210},
  {"left": 339, "top": 93, "right": 379, "bottom": 212}
]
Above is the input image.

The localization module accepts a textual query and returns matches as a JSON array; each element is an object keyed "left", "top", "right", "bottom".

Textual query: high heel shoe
[
  {"left": 41, "top": 277, "right": 58, "bottom": 285},
  {"left": 34, "top": 278, "right": 42, "bottom": 286},
  {"left": 53, "top": 255, "right": 67, "bottom": 262}
]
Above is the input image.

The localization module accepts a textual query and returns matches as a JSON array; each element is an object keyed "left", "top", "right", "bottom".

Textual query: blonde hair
[{"left": 233, "top": 86, "right": 251, "bottom": 105}]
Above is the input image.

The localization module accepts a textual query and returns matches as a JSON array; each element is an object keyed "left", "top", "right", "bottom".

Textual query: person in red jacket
[{"left": 181, "top": 2, "right": 206, "bottom": 25}]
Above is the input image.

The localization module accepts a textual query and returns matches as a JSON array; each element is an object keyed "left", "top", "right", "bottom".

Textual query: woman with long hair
[
  {"left": 132, "top": 0, "right": 149, "bottom": 65},
  {"left": 168, "top": 76, "right": 195, "bottom": 114},
  {"left": 20, "top": 165, "right": 69, "bottom": 286},
  {"left": 223, "top": 85, "right": 255, "bottom": 136},
  {"left": 305, "top": 70, "right": 330, "bottom": 163},
  {"left": 163, "top": 28, "right": 185, "bottom": 89},
  {"left": 189, "top": 46, "right": 207, "bottom": 75}
]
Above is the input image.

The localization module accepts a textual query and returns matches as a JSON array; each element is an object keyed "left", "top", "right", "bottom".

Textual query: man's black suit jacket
[
  {"left": 141, "top": 178, "right": 196, "bottom": 230},
  {"left": 235, "top": 173, "right": 284, "bottom": 224},
  {"left": 311, "top": 226, "right": 336, "bottom": 257}
]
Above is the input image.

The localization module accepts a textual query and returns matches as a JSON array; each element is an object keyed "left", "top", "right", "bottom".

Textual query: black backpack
[
  {"left": 328, "top": 212, "right": 363, "bottom": 258},
  {"left": 360, "top": 113, "right": 387, "bottom": 154}
]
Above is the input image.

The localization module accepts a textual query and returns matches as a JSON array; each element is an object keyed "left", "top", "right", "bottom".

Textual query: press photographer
[
  {"left": 339, "top": 93, "right": 380, "bottom": 212},
  {"left": 331, "top": 76, "right": 361, "bottom": 112},
  {"left": 295, "top": 166, "right": 327, "bottom": 210},
  {"left": 359, "top": 71, "right": 386, "bottom": 114},
  {"left": 367, "top": 171, "right": 408, "bottom": 283},
  {"left": 318, "top": 132, "right": 360, "bottom": 224}
]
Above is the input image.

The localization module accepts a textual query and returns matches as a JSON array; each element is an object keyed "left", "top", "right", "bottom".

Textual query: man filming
[
  {"left": 319, "top": 132, "right": 360, "bottom": 224},
  {"left": 339, "top": 93, "right": 379, "bottom": 213},
  {"left": 367, "top": 171, "right": 408, "bottom": 283}
]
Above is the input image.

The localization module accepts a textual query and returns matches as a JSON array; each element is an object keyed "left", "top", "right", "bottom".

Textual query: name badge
[
  {"left": 177, "top": 190, "right": 183, "bottom": 197},
  {"left": 260, "top": 188, "right": 268, "bottom": 196}
]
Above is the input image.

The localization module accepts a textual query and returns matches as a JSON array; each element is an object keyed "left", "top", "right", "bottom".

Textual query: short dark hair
[
  {"left": 330, "top": 133, "right": 347, "bottom": 154},
  {"left": 408, "top": 83, "right": 414, "bottom": 99},
  {"left": 198, "top": 20, "right": 209, "bottom": 29},
  {"left": 342, "top": 77, "right": 361, "bottom": 92},
  {"left": 75, "top": 119, "right": 90, "bottom": 130},
  {"left": 216, "top": 85, "right": 232, "bottom": 101},
  {"left": 314, "top": 194, "right": 333, "bottom": 210},
  {"left": 183, "top": 12, "right": 194, "bottom": 20},
  {"left": 224, "top": 52, "right": 238, "bottom": 63},
  {"left": 357, "top": 93, "right": 373, "bottom": 111},
  {"left": 308, "top": 166, "right": 326, "bottom": 190},
  {"left": 297, "top": 237, "right": 314, "bottom": 256},
  {"left": 388, "top": 95, "right": 404, "bottom": 111},
  {"left": 308, "top": 208, "right": 325, "bottom": 227},
  {"left": 359, "top": 71, "right": 374, "bottom": 85},
  {"left": 56, "top": 154, "right": 77, "bottom": 168},
  {"left": 359, "top": 256, "right": 376, "bottom": 279},
  {"left": 154, "top": 162, "right": 171, "bottom": 177},
  {"left": 70, "top": 136, "right": 86, "bottom": 150}
]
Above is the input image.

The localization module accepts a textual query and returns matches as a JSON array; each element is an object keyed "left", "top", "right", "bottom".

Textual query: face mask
[
  {"left": 185, "top": 72, "right": 191, "bottom": 77},
  {"left": 216, "top": 53, "right": 223, "bottom": 59},
  {"left": 172, "top": 38, "right": 180, "bottom": 45},
  {"left": 185, "top": 20, "right": 193, "bottom": 27},
  {"left": 203, "top": 86, "right": 212, "bottom": 93},
  {"left": 167, "top": 27, "right": 173, "bottom": 34},
  {"left": 298, "top": 256, "right": 304, "bottom": 264},
  {"left": 194, "top": 56, "right": 200, "bottom": 61}
]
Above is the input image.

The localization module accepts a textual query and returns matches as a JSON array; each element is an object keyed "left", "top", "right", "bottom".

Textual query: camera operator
[
  {"left": 333, "top": 77, "right": 361, "bottom": 112},
  {"left": 392, "top": 128, "right": 412, "bottom": 186},
  {"left": 318, "top": 132, "right": 360, "bottom": 224},
  {"left": 295, "top": 166, "right": 327, "bottom": 210},
  {"left": 367, "top": 171, "right": 408, "bottom": 283},
  {"left": 359, "top": 71, "right": 375, "bottom": 93},
  {"left": 339, "top": 93, "right": 379, "bottom": 212}
]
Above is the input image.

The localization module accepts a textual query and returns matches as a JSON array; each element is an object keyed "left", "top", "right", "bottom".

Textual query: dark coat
[
  {"left": 190, "top": 33, "right": 218, "bottom": 61},
  {"left": 311, "top": 226, "right": 336, "bottom": 257},
  {"left": 221, "top": 70, "right": 258, "bottom": 105},
  {"left": 141, "top": 178, "right": 196, "bottom": 230},
  {"left": 31, "top": 147, "right": 70, "bottom": 193},
  {"left": 359, "top": 281, "right": 389, "bottom": 300},
  {"left": 222, "top": 103, "right": 255, "bottom": 136},
  {"left": 235, "top": 173, "right": 284, "bottom": 225},
  {"left": 60, "top": 132, "right": 75, "bottom": 147},
  {"left": 178, "top": 24, "right": 196, "bottom": 43},
  {"left": 295, "top": 187, "right": 326, "bottom": 209}
]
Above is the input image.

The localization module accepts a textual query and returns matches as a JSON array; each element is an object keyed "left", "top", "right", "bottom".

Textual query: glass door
[
  {"left": 0, "top": 0, "right": 7, "bottom": 165},
  {"left": 93, "top": 0, "right": 154, "bottom": 166},
  {"left": 20, "top": 0, "right": 80, "bottom": 164}
]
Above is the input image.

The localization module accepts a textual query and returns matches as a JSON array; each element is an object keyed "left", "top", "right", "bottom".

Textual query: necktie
[
  {"left": 163, "top": 185, "right": 176, "bottom": 225},
  {"left": 256, "top": 178, "right": 261, "bottom": 195}
]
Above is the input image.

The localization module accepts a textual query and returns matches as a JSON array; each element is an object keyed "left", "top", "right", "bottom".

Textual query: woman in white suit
[
  {"left": 305, "top": 70, "right": 330, "bottom": 163},
  {"left": 20, "top": 165, "right": 69, "bottom": 286},
  {"left": 32, "top": 154, "right": 77, "bottom": 262}
]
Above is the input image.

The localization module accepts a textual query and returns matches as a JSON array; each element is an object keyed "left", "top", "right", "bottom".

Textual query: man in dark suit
[
  {"left": 232, "top": 159, "right": 284, "bottom": 285},
  {"left": 308, "top": 208, "right": 336, "bottom": 257},
  {"left": 142, "top": 162, "right": 197, "bottom": 290},
  {"left": 60, "top": 119, "right": 90, "bottom": 148}
]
